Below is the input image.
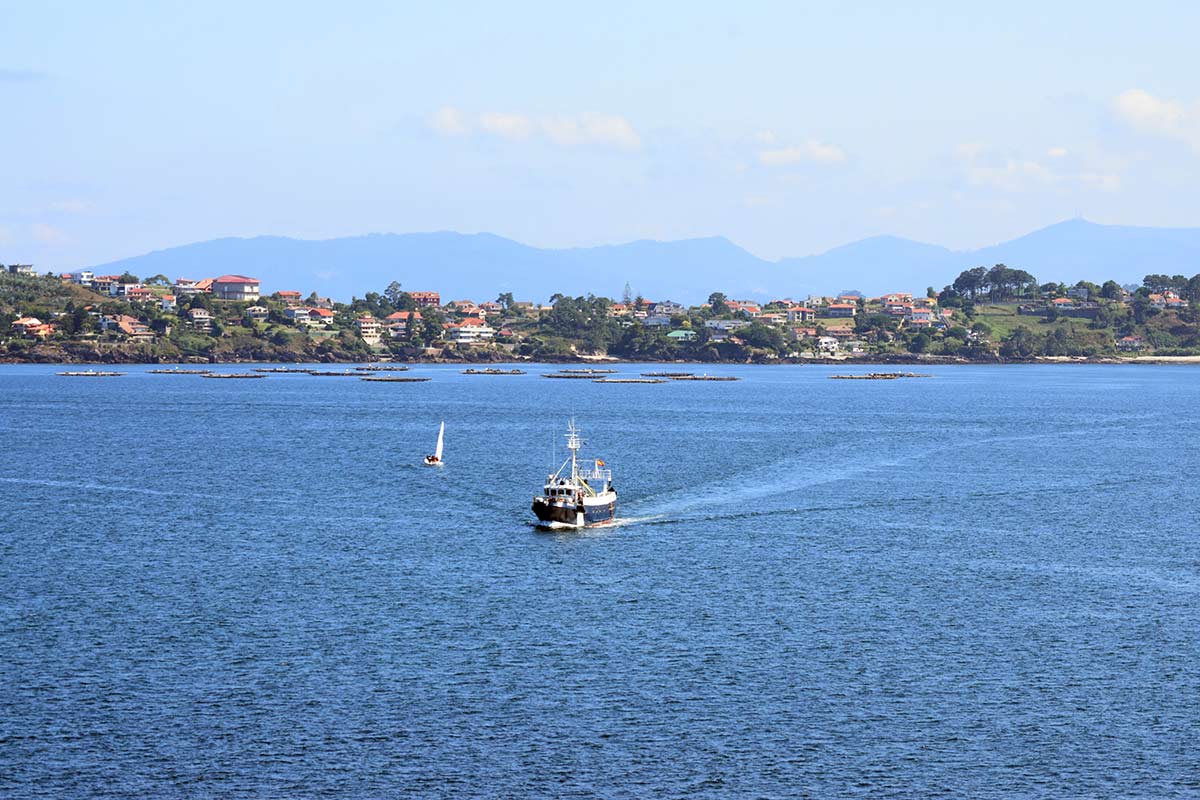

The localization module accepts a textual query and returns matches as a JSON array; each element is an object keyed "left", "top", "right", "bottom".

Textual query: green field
[{"left": 971, "top": 303, "right": 1097, "bottom": 340}]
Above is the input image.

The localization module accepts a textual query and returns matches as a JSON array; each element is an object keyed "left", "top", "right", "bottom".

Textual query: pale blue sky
[{"left": 3, "top": 1, "right": 1200, "bottom": 268}]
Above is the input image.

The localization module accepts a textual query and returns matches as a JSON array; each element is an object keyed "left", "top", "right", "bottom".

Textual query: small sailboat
[{"left": 423, "top": 421, "right": 445, "bottom": 466}]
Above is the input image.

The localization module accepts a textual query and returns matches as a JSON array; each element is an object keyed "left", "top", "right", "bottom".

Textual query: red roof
[
  {"left": 309, "top": 307, "right": 334, "bottom": 317},
  {"left": 385, "top": 311, "right": 421, "bottom": 321},
  {"left": 213, "top": 275, "right": 260, "bottom": 284}
]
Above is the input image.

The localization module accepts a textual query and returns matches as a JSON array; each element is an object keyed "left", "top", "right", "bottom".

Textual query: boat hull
[{"left": 532, "top": 493, "right": 616, "bottom": 528}]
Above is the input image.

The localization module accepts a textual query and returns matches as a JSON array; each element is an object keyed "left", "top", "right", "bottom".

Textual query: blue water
[{"left": 1, "top": 363, "right": 1197, "bottom": 798}]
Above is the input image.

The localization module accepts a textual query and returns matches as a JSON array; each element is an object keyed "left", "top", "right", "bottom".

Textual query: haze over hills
[{"left": 86, "top": 219, "right": 1200, "bottom": 304}]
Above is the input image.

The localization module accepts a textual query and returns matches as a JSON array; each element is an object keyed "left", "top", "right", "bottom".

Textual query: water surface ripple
[{"left": 1, "top": 363, "right": 1197, "bottom": 797}]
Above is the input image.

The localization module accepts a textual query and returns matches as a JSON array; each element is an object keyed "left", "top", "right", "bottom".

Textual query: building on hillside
[
  {"left": 826, "top": 303, "right": 857, "bottom": 317},
  {"left": 161, "top": 295, "right": 177, "bottom": 311},
  {"left": 705, "top": 319, "right": 751, "bottom": 332},
  {"left": 11, "top": 317, "right": 53, "bottom": 337},
  {"left": 881, "top": 293, "right": 913, "bottom": 305},
  {"left": 285, "top": 307, "right": 312, "bottom": 325},
  {"left": 91, "top": 275, "right": 119, "bottom": 295},
  {"left": 174, "top": 278, "right": 201, "bottom": 296},
  {"left": 409, "top": 291, "right": 441, "bottom": 309},
  {"left": 187, "top": 308, "right": 213, "bottom": 331},
  {"left": 7, "top": 264, "right": 35, "bottom": 276},
  {"left": 385, "top": 310, "right": 422, "bottom": 338},
  {"left": 211, "top": 275, "right": 260, "bottom": 301},
  {"left": 445, "top": 317, "right": 495, "bottom": 343},
  {"left": 817, "top": 336, "right": 839, "bottom": 354},
  {"left": 667, "top": 329, "right": 697, "bottom": 342},
  {"left": 355, "top": 315, "right": 382, "bottom": 344},
  {"left": 245, "top": 305, "right": 269, "bottom": 322},
  {"left": 124, "top": 286, "right": 154, "bottom": 303},
  {"left": 479, "top": 301, "right": 503, "bottom": 315},
  {"left": 275, "top": 290, "right": 303, "bottom": 305},
  {"left": 786, "top": 307, "right": 815, "bottom": 323},
  {"left": 115, "top": 315, "right": 154, "bottom": 341},
  {"left": 446, "top": 299, "right": 480, "bottom": 315},
  {"left": 649, "top": 300, "right": 686, "bottom": 317},
  {"left": 726, "top": 300, "right": 761, "bottom": 316},
  {"left": 643, "top": 315, "right": 672, "bottom": 328},
  {"left": 72, "top": 270, "right": 94, "bottom": 286},
  {"left": 1117, "top": 335, "right": 1145, "bottom": 351},
  {"left": 307, "top": 308, "right": 335, "bottom": 326}
]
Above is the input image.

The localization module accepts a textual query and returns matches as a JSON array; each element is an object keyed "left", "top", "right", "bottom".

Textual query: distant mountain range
[{"left": 87, "top": 219, "right": 1200, "bottom": 304}]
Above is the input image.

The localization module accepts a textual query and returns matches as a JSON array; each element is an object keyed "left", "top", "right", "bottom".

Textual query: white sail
[{"left": 434, "top": 420, "right": 444, "bottom": 461}]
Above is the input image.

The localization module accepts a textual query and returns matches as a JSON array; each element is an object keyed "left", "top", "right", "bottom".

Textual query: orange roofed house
[
  {"left": 385, "top": 310, "right": 422, "bottom": 338},
  {"left": 11, "top": 317, "right": 55, "bottom": 338}
]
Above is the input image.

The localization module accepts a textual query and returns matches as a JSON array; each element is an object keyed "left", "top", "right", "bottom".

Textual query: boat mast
[{"left": 566, "top": 418, "right": 581, "bottom": 480}]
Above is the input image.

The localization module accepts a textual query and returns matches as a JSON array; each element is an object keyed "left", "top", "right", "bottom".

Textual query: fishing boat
[
  {"left": 531, "top": 420, "right": 616, "bottom": 528},
  {"left": 423, "top": 421, "right": 445, "bottom": 466}
]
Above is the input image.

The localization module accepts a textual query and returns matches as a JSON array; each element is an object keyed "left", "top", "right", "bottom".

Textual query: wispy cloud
[
  {"left": 429, "top": 106, "right": 469, "bottom": 136},
  {"left": 1113, "top": 89, "right": 1200, "bottom": 151},
  {"left": 956, "top": 144, "right": 1119, "bottom": 192},
  {"left": 429, "top": 107, "right": 641, "bottom": 150},
  {"left": 758, "top": 140, "right": 847, "bottom": 166},
  {"left": 47, "top": 199, "right": 93, "bottom": 213},
  {"left": 31, "top": 223, "right": 67, "bottom": 244},
  {"left": 0, "top": 68, "right": 47, "bottom": 82}
]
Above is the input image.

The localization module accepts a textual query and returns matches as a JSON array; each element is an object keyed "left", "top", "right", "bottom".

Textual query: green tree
[
  {"left": 385, "top": 281, "right": 404, "bottom": 305},
  {"left": 707, "top": 292, "right": 729, "bottom": 315},
  {"left": 497, "top": 291, "right": 515, "bottom": 310}
]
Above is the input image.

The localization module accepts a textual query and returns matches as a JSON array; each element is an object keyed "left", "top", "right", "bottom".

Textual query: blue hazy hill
[{"left": 87, "top": 219, "right": 1200, "bottom": 303}]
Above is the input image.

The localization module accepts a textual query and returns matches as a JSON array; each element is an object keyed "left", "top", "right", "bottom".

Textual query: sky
[{"left": 3, "top": 0, "right": 1200, "bottom": 269}]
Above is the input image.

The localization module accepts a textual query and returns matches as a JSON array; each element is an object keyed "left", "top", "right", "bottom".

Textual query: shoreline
[{"left": 2, "top": 354, "right": 1197, "bottom": 367}]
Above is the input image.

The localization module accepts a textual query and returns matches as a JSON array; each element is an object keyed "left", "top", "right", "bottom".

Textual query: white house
[
  {"left": 445, "top": 317, "right": 495, "bottom": 343},
  {"left": 211, "top": 275, "right": 261, "bottom": 302},
  {"left": 355, "top": 315, "right": 382, "bottom": 344}
]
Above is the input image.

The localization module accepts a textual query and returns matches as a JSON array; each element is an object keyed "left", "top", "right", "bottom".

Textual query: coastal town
[{"left": 1, "top": 261, "right": 1197, "bottom": 362}]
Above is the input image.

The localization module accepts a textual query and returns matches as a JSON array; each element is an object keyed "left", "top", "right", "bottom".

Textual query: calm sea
[{"left": 1, "top": 363, "right": 1197, "bottom": 798}]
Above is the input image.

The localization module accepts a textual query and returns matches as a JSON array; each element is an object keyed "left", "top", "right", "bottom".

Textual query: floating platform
[
  {"left": 148, "top": 368, "right": 212, "bottom": 374},
  {"left": 593, "top": 378, "right": 666, "bottom": 384},
  {"left": 306, "top": 370, "right": 359, "bottom": 377},
  {"left": 670, "top": 375, "right": 739, "bottom": 381},
  {"left": 829, "top": 372, "right": 932, "bottom": 380},
  {"left": 253, "top": 367, "right": 312, "bottom": 373},
  {"left": 360, "top": 376, "right": 431, "bottom": 382},
  {"left": 463, "top": 368, "right": 526, "bottom": 375},
  {"left": 203, "top": 373, "right": 266, "bottom": 379},
  {"left": 353, "top": 365, "right": 410, "bottom": 372},
  {"left": 57, "top": 370, "right": 124, "bottom": 377},
  {"left": 542, "top": 373, "right": 597, "bottom": 379},
  {"left": 558, "top": 368, "right": 618, "bottom": 374},
  {"left": 642, "top": 371, "right": 694, "bottom": 377}
]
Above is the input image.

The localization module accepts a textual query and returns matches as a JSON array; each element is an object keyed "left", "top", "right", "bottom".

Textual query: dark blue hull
[{"left": 532, "top": 494, "right": 616, "bottom": 527}]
